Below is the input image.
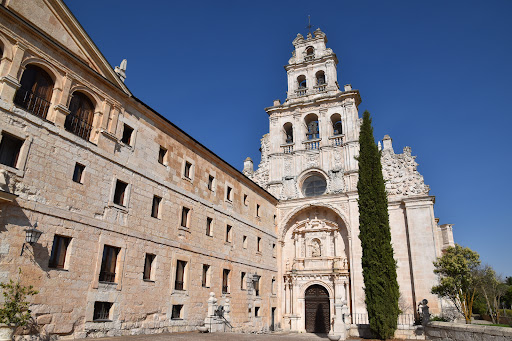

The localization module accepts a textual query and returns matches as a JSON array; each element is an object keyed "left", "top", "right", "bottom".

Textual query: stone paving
[{"left": 76, "top": 332, "right": 364, "bottom": 340}]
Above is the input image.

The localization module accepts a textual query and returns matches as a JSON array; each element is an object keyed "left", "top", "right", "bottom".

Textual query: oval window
[{"left": 302, "top": 175, "right": 327, "bottom": 197}]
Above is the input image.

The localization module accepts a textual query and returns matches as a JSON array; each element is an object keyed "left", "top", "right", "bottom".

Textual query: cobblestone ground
[{"left": 75, "top": 331, "right": 408, "bottom": 341}]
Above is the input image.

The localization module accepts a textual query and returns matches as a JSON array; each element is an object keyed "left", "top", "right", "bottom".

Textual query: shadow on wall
[{"left": 0, "top": 199, "right": 51, "bottom": 278}]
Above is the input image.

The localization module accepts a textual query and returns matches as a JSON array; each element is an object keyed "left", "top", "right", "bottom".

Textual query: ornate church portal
[{"left": 282, "top": 206, "right": 350, "bottom": 333}]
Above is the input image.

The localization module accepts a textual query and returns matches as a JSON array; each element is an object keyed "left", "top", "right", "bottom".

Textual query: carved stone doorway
[{"left": 305, "top": 284, "right": 330, "bottom": 333}]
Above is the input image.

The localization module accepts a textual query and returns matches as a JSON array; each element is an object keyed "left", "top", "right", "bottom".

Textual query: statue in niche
[{"left": 311, "top": 239, "right": 321, "bottom": 257}]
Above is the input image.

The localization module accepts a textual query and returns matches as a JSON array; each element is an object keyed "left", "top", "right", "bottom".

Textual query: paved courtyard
[{"left": 76, "top": 331, "right": 404, "bottom": 341}]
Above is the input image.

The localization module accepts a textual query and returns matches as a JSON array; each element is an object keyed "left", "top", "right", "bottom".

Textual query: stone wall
[
  {"left": 0, "top": 3, "right": 279, "bottom": 339},
  {"left": 425, "top": 321, "right": 512, "bottom": 341}
]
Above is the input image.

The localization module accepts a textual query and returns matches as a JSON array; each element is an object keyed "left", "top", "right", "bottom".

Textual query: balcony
[
  {"left": 303, "top": 139, "right": 320, "bottom": 150},
  {"left": 281, "top": 143, "right": 294, "bottom": 154},
  {"left": 304, "top": 55, "right": 314, "bottom": 62},
  {"left": 14, "top": 87, "right": 51, "bottom": 119},
  {"left": 64, "top": 114, "right": 93, "bottom": 141},
  {"left": 314, "top": 84, "right": 327, "bottom": 93},
  {"left": 329, "top": 135, "right": 344, "bottom": 147},
  {"left": 295, "top": 88, "right": 308, "bottom": 97}
]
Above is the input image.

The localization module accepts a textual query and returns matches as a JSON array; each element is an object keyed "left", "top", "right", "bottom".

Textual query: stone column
[
  {"left": 0, "top": 43, "right": 26, "bottom": 102},
  {"left": 49, "top": 75, "right": 73, "bottom": 128}
]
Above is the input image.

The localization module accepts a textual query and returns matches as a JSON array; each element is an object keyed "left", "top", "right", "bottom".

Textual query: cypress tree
[{"left": 357, "top": 110, "right": 400, "bottom": 340}]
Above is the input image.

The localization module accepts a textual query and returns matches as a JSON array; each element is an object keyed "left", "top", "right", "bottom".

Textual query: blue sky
[{"left": 64, "top": 1, "right": 511, "bottom": 275}]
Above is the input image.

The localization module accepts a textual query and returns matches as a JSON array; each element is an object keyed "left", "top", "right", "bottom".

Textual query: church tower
[
  {"left": 244, "top": 28, "right": 361, "bottom": 199},
  {"left": 245, "top": 29, "right": 454, "bottom": 335}
]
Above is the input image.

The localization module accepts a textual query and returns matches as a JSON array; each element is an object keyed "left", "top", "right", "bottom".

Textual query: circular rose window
[{"left": 302, "top": 175, "right": 327, "bottom": 197}]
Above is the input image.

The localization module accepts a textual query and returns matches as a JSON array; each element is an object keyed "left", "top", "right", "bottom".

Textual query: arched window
[
  {"left": 297, "top": 75, "right": 307, "bottom": 89},
  {"left": 316, "top": 70, "right": 326, "bottom": 85},
  {"left": 331, "top": 113, "right": 342, "bottom": 135},
  {"left": 306, "top": 46, "right": 314, "bottom": 56},
  {"left": 305, "top": 113, "right": 319, "bottom": 140},
  {"left": 302, "top": 175, "right": 327, "bottom": 197},
  {"left": 14, "top": 65, "right": 54, "bottom": 119},
  {"left": 283, "top": 122, "right": 293, "bottom": 144},
  {"left": 65, "top": 92, "right": 95, "bottom": 140}
]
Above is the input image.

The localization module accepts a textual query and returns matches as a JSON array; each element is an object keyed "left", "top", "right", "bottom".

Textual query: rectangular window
[
  {"left": 0, "top": 133, "right": 23, "bottom": 168},
  {"left": 113, "top": 180, "right": 128, "bottom": 206},
  {"left": 181, "top": 207, "right": 190, "bottom": 228},
  {"left": 271, "top": 278, "right": 276, "bottom": 295},
  {"left": 208, "top": 175, "right": 214, "bottom": 191},
  {"left": 256, "top": 204, "right": 260, "bottom": 217},
  {"left": 151, "top": 195, "right": 161, "bottom": 218},
  {"left": 143, "top": 253, "right": 155, "bottom": 281},
  {"left": 202, "top": 264, "right": 210, "bottom": 288},
  {"left": 226, "top": 225, "right": 232, "bottom": 243},
  {"left": 184, "top": 161, "right": 192, "bottom": 179},
  {"left": 121, "top": 124, "right": 133, "bottom": 145},
  {"left": 48, "top": 235, "right": 71, "bottom": 269},
  {"left": 206, "top": 217, "right": 213, "bottom": 236},
  {"left": 254, "top": 277, "right": 260, "bottom": 296},
  {"left": 242, "top": 235, "right": 247, "bottom": 249},
  {"left": 158, "top": 146, "right": 167, "bottom": 164},
  {"left": 222, "top": 269, "right": 230, "bottom": 294},
  {"left": 171, "top": 304, "right": 183, "bottom": 319},
  {"left": 72, "top": 163, "right": 85, "bottom": 183},
  {"left": 272, "top": 243, "right": 276, "bottom": 258},
  {"left": 93, "top": 301, "right": 113, "bottom": 321},
  {"left": 255, "top": 306, "right": 260, "bottom": 317},
  {"left": 226, "top": 186, "right": 232, "bottom": 201},
  {"left": 257, "top": 237, "right": 262, "bottom": 252},
  {"left": 175, "top": 260, "right": 187, "bottom": 291},
  {"left": 99, "top": 245, "right": 120, "bottom": 283},
  {"left": 243, "top": 194, "right": 248, "bottom": 206},
  {"left": 241, "top": 272, "right": 246, "bottom": 290}
]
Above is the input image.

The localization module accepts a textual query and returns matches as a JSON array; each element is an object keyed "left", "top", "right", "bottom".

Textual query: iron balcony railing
[
  {"left": 14, "top": 87, "right": 51, "bottom": 119},
  {"left": 304, "top": 55, "right": 314, "bottom": 61},
  {"left": 64, "top": 114, "right": 93, "bottom": 141},
  {"left": 99, "top": 271, "right": 116, "bottom": 283},
  {"left": 175, "top": 280, "right": 184, "bottom": 291}
]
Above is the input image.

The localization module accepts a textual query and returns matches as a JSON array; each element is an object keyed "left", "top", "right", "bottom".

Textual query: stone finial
[
  {"left": 382, "top": 134, "right": 393, "bottom": 151},
  {"left": 314, "top": 28, "right": 325, "bottom": 38},
  {"left": 306, "top": 32, "right": 313, "bottom": 39},
  {"left": 344, "top": 84, "right": 352, "bottom": 91},
  {"left": 243, "top": 157, "right": 254, "bottom": 176},
  {"left": 114, "top": 59, "right": 127, "bottom": 82},
  {"left": 378, "top": 141, "right": 382, "bottom": 151},
  {"left": 273, "top": 99, "right": 281, "bottom": 106},
  {"left": 292, "top": 33, "right": 304, "bottom": 46}
]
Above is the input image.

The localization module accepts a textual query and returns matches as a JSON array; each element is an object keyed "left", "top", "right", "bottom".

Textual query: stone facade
[
  {"left": 0, "top": 1, "right": 455, "bottom": 340},
  {"left": 243, "top": 29, "right": 455, "bottom": 335},
  {"left": 0, "top": 1, "right": 277, "bottom": 338}
]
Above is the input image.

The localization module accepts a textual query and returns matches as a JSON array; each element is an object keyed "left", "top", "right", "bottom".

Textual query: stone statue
[
  {"left": 114, "top": 59, "right": 127, "bottom": 82},
  {"left": 311, "top": 240, "right": 321, "bottom": 257},
  {"left": 0, "top": 169, "right": 8, "bottom": 192}
]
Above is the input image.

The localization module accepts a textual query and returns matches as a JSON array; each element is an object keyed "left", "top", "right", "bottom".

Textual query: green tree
[
  {"left": 431, "top": 244, "right": 480, "bottom": 324},
  {"left": 0, "top": 269, "right": 38, "bottom": 326},
  {"left": 477, "top": 266, "right": 507, "bottom": 323},
  {"left": 357, "top": 110, "right": 400, "bottom": 339}
]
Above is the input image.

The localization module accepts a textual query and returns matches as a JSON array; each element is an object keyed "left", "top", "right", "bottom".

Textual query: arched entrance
[{"left": 305, "top": 284, "right": 330, "bottom": 333}]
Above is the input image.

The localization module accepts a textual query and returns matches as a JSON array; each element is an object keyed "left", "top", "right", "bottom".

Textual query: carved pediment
[{"left": 292, "top": 218, "right": 338, "bottom": 235}]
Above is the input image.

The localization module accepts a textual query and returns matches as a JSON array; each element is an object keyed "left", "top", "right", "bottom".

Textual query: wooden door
[{"left": 305, "top": 284, "right": 330, "bottom": 333}]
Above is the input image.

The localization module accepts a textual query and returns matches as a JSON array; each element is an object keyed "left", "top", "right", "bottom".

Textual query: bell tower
[{"left": 245, "top": 28, "right": 362, "bottom": 200}]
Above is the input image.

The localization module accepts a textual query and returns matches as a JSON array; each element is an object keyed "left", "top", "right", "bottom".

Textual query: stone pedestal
[{"left": 332, "top": 302, "right": 347, "bottom": 340}]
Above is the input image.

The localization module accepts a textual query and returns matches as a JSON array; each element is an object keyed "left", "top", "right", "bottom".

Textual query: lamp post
[{"left": 20, "top": 222, "right": 43, "bottom": 256}]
